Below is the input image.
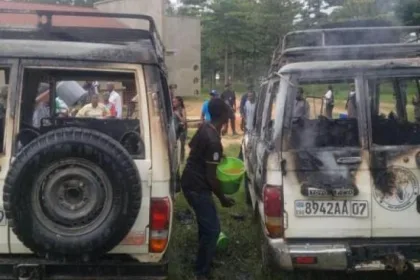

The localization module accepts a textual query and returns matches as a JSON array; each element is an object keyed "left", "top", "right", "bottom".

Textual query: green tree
[{"left": 395, "top": 0, "right": 420, "bottom": 26}]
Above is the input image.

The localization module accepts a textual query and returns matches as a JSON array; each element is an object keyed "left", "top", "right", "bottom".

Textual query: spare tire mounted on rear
[{"left": 3, "top": 128, "right": 142, "bottom": 260}]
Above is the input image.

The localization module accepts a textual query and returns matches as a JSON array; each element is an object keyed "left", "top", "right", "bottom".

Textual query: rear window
[
  {"left": 369, "top": 76, "right": 420, "bottom": 146},
  {"left": 18, "top": 68, "right": 145, "bottom": 158},
  {"left": 283, "top": 78, "right": 360, "bottom": 150}
]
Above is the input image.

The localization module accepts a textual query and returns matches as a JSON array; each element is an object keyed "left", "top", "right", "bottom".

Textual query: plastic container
[
  {"left": 56, "top": 81, "right": 88, "bottom": 107},
  {"left": 217, "top": 232, "right": 228, "bottom": 250},
  {"left": 216, "top": 157, "right": 245, "bottom": 195}
]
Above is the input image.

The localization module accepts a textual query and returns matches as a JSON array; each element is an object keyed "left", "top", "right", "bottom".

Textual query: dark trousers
[
  {"left": 325, "top": 105, "right": 334, "bottom": 119},
  {"left": 182, "top": 189, "right": 220, "bottom": 277},
  {"left": 222, "top": 108, "right": 236, "bottom": 134}
]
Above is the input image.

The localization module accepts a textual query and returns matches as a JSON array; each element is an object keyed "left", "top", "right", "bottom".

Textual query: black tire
[{"left": 3, "top": 127, "right": 142, "bottom": 260}]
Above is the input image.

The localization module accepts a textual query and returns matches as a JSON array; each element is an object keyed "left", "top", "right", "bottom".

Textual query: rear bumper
[
  {"left": 268, "top": 237, "right": 420, "bottom": 272},
  {"left": 0, "top": 254, "right": 168, "bottom": 280}
]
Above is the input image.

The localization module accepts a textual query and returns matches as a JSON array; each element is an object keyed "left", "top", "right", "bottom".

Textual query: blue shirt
[{"left": 202, "top": 100, "right": 211, "bottom": 121}]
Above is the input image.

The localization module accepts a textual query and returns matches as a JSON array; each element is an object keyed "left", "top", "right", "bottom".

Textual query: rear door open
[{"left": 280, "top": 73, "right": 372, "bottom": 238}]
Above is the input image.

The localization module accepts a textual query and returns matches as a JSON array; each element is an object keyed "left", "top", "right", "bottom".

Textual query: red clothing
[{"left": 105, "top": 102, "right": 117, "bottom": 117}]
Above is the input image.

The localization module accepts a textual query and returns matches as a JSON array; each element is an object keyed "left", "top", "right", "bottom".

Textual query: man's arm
[
  {"left": 232, "top": 92, "right": 237, "bottom": 111},
  {"left": 76, "top": 105, "right": 87, "bottom": 117},
  {"left": 205, "top": 144, "right": 234, "bottom": 207}
]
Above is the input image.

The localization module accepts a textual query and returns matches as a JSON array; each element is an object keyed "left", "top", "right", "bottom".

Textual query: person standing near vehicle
[
  {"left": 107, "top": 83, "right": 122, "bottom": 118},
  {"left": 181, "top": 98, "right": 235, "bottom": 280},
  {"left": 169, "top": 84, "right": 177, "bottom": 99},
  {"left": 173, "top": 96, "right": 187, "bottom": 163},
  {"left": 324, "top": 85, "right": 334, "bottom": 119},
  {"left": 201, "top": 90, "right": 218, "bottom": 123},
  {"left": 244, "top": 91, "right": 256, "bottom": 131},
  {"left": 239, "top": 90, "right": 249, "bottom": 132},
  {"left": 221, "top": 83, "right": 237, "bottom": 135},
  {"left": 293, "top": 87, "right": 310, "bottom": 119}
]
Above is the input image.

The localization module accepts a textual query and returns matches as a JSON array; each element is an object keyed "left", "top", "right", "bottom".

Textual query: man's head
[
  {"left": 225, "top": 83, "right": 231, "bottom": 90},
  {"left": 350, "top": 84, "right": 355, "bottom": 91},
  {"left": 208, "top": 98, "right": 229, "bottom": 125},
  {"left": 247, "top": 91, "right": 255, "bottom": 103},
  {"left": 103, "top": 92, "right": 110, "bottom": 103},
  {"left": 106, "top": 83, "right": 115, "bottom": 92},
  {"left": 210, "top": 89, "right": 218, "bottom": 99},
  {"left": 328, "top": 85, "right": 333, "bottom": 91},
  {"left": 91, "top": 94, "right": 99, "bottom": 107},
  {"left": 297, "top": 87, "right": 304, "bottom": 100}
]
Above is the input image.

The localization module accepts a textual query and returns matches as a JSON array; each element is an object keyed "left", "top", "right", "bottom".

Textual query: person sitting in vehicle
[
  {"left": 293, "top": 87, "right": 310, "bottom": 120},
  {"left": 76, "top": 94, "right": 110, "bottom": 118}
]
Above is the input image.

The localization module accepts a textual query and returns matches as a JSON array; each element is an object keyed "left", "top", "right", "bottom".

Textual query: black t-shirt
[
  {"left": 221, "top": 89, "right": 236, "bottom": 108},
  {"left": 181, "top": 123, "right": 223, "bottom": 192}
]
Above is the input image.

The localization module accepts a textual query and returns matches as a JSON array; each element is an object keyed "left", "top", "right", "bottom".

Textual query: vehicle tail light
[
  {"left": 293, "top": 256, "right": 317, "bottom": 265},
  {"left": 149, "top": 197, "right": 171, "bottom": 253},
  {"left": 263, "top": 184, "right": 284, "bottom": 238}
]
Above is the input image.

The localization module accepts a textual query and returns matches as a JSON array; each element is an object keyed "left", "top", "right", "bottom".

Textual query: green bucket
[{"left": 216, "top": 157, "right": 245, "bottom": 195}]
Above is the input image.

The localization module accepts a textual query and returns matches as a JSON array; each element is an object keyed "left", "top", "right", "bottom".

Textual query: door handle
[{"left": 336, "top": 157, "right": 361, "bottom": 164}]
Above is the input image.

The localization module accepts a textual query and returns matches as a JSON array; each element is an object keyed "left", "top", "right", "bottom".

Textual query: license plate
[{"left": 295, "top": 200, "right": 368, "bottom": 218}]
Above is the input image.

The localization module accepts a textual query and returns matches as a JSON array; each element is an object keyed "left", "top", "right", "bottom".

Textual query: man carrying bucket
[{"left": 181, "top": 98, "right": 235, "bottom": 280}]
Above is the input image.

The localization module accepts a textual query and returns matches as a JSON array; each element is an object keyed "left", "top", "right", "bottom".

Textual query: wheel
[{"left": 3, "top": 127, "right": 142, "bottom": 260}]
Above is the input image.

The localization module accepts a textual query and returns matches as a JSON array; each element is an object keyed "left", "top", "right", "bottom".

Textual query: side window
[
  {"left": 286, "top": 79, "right": 360, "bottom": 149},
  {"left": 18, "top": 68, "right": 145, "bottom": 158},
  {"left": 0, "top": 68, "right": 9, "bottom": 154},
  {"left": 370, "top": 77, "right": 420, "bottom": 146},
  {"left": 262, "top": 81, "right": 280, "bottom": 141},
  {"left": 160, "top": 74, "right": 173, "bottom": 123},
  {"left": 144, "top": 65, "right": 172, "bottom": 124},
  {"left": 253, "top": 83, "right": 268, "bottom": 133}
]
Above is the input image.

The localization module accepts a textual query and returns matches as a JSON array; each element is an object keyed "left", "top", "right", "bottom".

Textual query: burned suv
[
  {"left": 0, "top": 9, "right": 179, "bottom": 279},
  {"left": 243, "top": 23, "right": 420, "bottom": 276}
]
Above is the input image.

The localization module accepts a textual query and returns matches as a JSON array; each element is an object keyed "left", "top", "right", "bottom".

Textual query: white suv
[
  {"left": 243, "top": 25, "right": 420, "bottom": 277},
  {"left": 0, "top": 9, "right": 178, "bottom": 279}
]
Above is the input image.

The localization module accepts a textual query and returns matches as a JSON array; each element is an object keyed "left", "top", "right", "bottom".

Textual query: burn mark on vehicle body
[
  {"left": 370, "top": 147, "right": 420, "bottom": 211},
  {"left": 288, "top": 117, "right": 360, "bottom": 197}
]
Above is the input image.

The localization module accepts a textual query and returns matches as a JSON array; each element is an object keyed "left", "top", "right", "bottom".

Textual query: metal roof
[
  {"left": 0, "top": 8, "right": 165, "bottom": 67},
  {"left": 270, "top": 25, "right": 420, "bottom": 74},
  {"left": 279, "top": 57, "right": 420, "bottom": 74},
  {"left": 0, "top": 39, "right": 158, "bottom": 64}
]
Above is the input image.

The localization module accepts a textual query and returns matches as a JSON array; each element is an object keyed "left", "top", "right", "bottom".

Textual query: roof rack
[
  {"left": 0, "top": 9, "right": 165, "bottom": 65},
  {"left": 270, "top": 26, "right": 420, "bottom": 74}
]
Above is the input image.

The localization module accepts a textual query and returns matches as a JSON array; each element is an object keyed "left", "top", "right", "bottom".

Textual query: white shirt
[
  {"left": 324, "top": 90, "right": 332, "bottom": 100},
  {"left": 109, "top": 90, "right": 122, "bottom": 118},
  {"left": 245, "top": 100, "right": 256, "bottom": 131}
]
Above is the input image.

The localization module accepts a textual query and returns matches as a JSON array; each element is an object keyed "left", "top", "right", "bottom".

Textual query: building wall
[
  {"left": 164, "top": 16, "right": 201, "bottom": 96},
  {"left": 94, "top": 0, "right": 201, "bottom": 96},
  {"left": 94, "top": 0, "right": 164, "bottom": 35}
]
